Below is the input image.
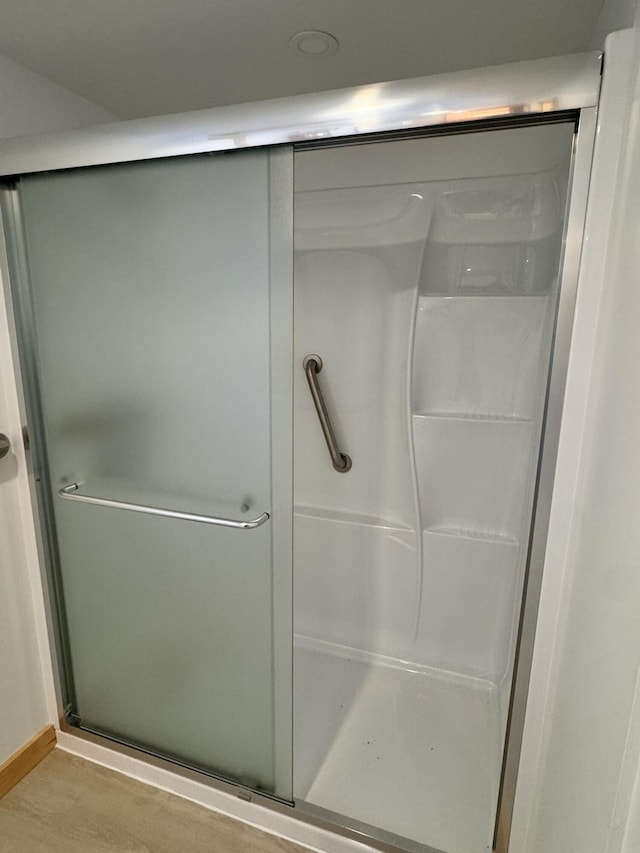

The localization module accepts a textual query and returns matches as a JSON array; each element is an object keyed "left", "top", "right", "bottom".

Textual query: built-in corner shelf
[
  {"left": 412, "top": 411, "right": 531, "bottom": 424},
  {"left": 412, "top": 411, "right": 534, "bottom": 540},
  {"left": 423, "top": 526, "right": 518, "bottom": 546},
  {"left": 412, "top": 294, "right": 549, "bottom": 422}
]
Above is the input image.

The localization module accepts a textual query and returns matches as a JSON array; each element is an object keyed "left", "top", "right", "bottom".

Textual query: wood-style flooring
[{"left": 0, "top": 748, "right": 310, "bottom": 852}]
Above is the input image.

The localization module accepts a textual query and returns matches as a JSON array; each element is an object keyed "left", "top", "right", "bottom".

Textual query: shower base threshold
[{"left": 294, "top": 636, "right": 504, "bottom": 853}]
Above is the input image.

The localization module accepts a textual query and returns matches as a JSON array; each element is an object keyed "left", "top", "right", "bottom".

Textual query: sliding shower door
[
  {"left": 11, "top": 149, "right": 293, "bottom": 798},
  {"left": 292, "top": 122, "right": 575, "bottom": 852}
]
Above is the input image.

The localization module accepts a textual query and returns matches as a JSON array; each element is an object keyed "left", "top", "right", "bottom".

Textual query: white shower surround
[
  {"left": 292, "top": 124, "right": 571, "bottom": 851},
  {"left": 293, "top": 126, "right": 569, "bottom": 685}
]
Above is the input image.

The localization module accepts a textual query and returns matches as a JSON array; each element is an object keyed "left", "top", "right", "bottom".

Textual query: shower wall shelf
[
  {"left": 413, "top": 412, "right": 532, "bottom": 423},
  {"left": 423, "top": 527, "right": 519, "bottom": 545},
  {"left": 417, "top": 529, "right": 521, "bottom": 680},
  {"left": 412, "top": 295, "right": 552, "bottom": 421},
  {"left": 414, "top": 414, "right": 534, "bottom": 540}
]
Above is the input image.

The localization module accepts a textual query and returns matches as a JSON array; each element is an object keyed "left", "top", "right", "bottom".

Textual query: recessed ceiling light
[{"left": 289, "top": 31, "right": 339, "bottom": 58}]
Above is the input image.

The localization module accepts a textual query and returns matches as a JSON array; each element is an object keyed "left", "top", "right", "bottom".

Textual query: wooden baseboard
[{"left": 0, "top": 725, "right": 57, "bottom": 799}]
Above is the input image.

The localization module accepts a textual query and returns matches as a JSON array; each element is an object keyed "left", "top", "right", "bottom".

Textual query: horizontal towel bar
[{"left": 58, "top": 483, "right": 270, "bottom": 530}]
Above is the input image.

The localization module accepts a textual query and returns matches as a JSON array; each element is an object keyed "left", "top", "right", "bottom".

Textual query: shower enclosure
[{"left": 0, "top": 52, "right": 600, "bottom": 853}]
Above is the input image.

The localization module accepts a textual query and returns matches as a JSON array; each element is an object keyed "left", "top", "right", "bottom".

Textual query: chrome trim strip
[
  {"left": 267, "top": 145, "right": 295, "bottom": 800},
  {"left": 295, "top": 798, "right": 446, "bottom": 853},
  {"left": 58, "top": 482, "right": 270, "bottom": 529},
  {"left": 0, "top": 52, "right": 601, "bottom": 176},
  {"left": 0, "top": 185, "right": 78, "bottom": 714},
  {"left": 493, "top": 106, "right": 599, "bottom": 852}
]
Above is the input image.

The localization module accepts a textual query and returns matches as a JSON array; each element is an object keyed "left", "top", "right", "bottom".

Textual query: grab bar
[
  {"left": 58, "top": 483, "right": 270, "bottom": 529},
  {"left": 303, "top": 354, "right": 352, "bottom": 473}
]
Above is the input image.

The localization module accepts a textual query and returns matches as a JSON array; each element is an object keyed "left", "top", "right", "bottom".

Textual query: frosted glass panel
[{"left": 20, "top": 150, "right": 291, "bottom": 797}]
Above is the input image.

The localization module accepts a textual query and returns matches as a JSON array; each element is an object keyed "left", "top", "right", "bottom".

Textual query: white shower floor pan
[{"left": 294, "top": 636, "right": 504, "bottom": 853}]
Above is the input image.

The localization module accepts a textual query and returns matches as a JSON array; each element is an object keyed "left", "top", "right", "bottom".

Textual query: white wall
[
  {"left": 0, "top": 54, "right": 114, "bottom": 764},
  {"left": 0, "top": 53, "right": 113, "bottom": 139},
  {"left": 591, "top": 0, "right": 638, "bottom": 47},
  {"left": 512, "top": 19, "right": 640, "bottom": 853},
  {"left": 0, "top": 295, "right": 51, "bottom": 762}
]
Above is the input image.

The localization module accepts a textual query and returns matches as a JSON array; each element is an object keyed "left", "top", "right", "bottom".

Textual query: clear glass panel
[
  {"left": 20, "top": 149, "right": 292, "bottom": 798},
  {"left": 293, "top": 123, "right": 574, "bottom": 850}
]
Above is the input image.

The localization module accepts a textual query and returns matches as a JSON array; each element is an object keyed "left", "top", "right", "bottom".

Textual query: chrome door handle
[
  {"left": 0, "top": 433, "right": 10, "bottom": 459},
  {"left": 303, "top": 355, "right": 352, "bottom": 473},
  {"left": 58, "top": 483, "right": 269, "bottom": 529}
]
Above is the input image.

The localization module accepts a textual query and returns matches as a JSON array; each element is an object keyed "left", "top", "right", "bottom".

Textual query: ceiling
[{"left": 0, "top": 0, "right": 605, "bottom": 120}]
